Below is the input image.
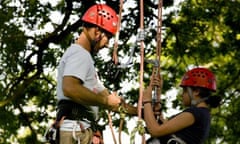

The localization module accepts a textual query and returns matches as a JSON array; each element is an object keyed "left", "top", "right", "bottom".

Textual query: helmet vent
[
  {"left": 180, "top": 68, "right": 216, "bottom": 91},
  {"left": 97, "top": 10, "right": 113, "bottom": 21},
  {"left": 81, "top": 4, "right": 118, "bottom": 35}
]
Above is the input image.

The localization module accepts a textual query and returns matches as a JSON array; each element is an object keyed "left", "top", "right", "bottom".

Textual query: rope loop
[
  {"left": 130, "top": 119, "right": 145, "bottom": 144},
  {"left": 118, "top": 104, "right": 127, "bottom": 119}
]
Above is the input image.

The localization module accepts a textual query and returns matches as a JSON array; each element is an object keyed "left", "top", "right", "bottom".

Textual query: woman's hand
[
  {"left": 143, "top": 86, "right": 153, "bottom": 102},
  {"left": 150, "top": 73, "right": 162, "bottom": 88}
]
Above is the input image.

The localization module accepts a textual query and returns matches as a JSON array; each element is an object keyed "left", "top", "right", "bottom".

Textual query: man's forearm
[{"left": 63, "top": 76, "right": 108, "bottom": 107}]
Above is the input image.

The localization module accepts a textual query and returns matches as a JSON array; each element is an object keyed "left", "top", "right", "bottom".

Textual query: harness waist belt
[
  {"left": 57, "top": 100, "right": 95, "bottom": 122},
  {"left": 60, "top": 120, "right": 91, "bottom": 131}
]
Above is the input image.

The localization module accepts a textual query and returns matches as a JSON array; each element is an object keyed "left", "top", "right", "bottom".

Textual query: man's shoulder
[{"left": 66, "top": 44, "right": 89, "bottom": 55}]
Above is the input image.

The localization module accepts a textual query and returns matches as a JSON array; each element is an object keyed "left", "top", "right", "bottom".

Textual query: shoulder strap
[{"left": 167, "top": 134, "right": 186, "bottom": 144}]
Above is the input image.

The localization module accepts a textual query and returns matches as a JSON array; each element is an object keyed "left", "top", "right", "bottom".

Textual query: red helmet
[
  {"left": 180, "top": 67, "right": 216, "bottom": 91},
  {"left": 81, "top": 4, "right": 118, "bottom": 35}
]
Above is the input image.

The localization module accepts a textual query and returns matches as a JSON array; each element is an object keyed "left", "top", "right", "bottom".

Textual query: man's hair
[{"left": 82, "top": 22, "right": 98, "bottom": 29}]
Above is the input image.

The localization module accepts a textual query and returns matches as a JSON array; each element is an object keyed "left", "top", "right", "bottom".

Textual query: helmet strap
[
  {"left": 187, "top": 87, "right": 208, "bottom": 106},
  {"left": 193, "top": 97, "right": 209, "bottom": 106},
  {"left": 187, "top": 87, "right": 195, "bottom": 106}
]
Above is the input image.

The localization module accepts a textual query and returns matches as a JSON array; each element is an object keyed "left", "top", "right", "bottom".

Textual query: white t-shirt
[{"left": 57, "top": 44, "right": 105, "bottom": 119}]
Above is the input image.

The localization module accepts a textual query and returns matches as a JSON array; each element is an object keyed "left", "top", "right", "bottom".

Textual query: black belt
[{"left": 56, "top": 100, "right": 95, "bottom": 122}]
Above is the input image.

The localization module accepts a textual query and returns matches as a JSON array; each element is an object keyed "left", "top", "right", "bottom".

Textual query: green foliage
[{"left": 0, "top": 0, "right": 240, "bottom": 143}]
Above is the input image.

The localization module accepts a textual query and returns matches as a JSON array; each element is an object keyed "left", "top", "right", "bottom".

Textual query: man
[{"left": 56, "top": 4, "right": 137, "bottom": 144}]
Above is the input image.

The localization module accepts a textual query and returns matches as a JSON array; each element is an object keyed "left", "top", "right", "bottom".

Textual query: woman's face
[{"left": 181, "top": 87, "right": 191, "bottom": 106}]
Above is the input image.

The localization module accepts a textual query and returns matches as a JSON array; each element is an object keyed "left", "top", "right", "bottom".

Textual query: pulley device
[
  {"left": 101, "top": 43, "right": 136, "bottom": 85},
  {"left": 132, "top": 0, "right": 164, "bottom": 143},
  {"left": 147, "top": 0, "right": 164, "bottom": 122}
]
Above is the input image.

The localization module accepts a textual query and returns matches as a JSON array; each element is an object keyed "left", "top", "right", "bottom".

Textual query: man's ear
[
  {"left": 94, "top": 27, "right": 102, "bottom": 37},
  {"left": 94, "top": 27, "right": 99, "bottom": 32}
]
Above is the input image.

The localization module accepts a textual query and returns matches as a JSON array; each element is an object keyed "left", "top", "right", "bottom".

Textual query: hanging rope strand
[
  {"left": 139, "top": 0, "right": 146, "bottom": 143},
  {"left": 112, "top": 0, "right": 124, "bottom": 64},
  {"left": 129, "top": 1, "right": 146, "bottom": 143},
  {"left": 156, "top": 0, "right": 163, "bottom": 60},
  {"left": 137, "top": 0, "right": 144, "bottom": 120},
  {"left": 108, "top": 1, "right": 124, "bottom": 144},
  {"left": 152, "top": 0, "right": 163, "bottom": 121},
  {"left": 107, "top": 110, "right": 117, "bottom": 144}
]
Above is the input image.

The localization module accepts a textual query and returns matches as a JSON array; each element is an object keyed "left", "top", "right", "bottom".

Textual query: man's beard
[{"left": 91, "top": 41, "right": 101, "bottom": 55}]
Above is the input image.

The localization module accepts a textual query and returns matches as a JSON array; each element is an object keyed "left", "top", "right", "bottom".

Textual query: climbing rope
[
  {"left": 130, "top": 119, "right": 145, "bottom": 144},
  {"left": 107, "top": 110, "right": 117, "bottom": 144},
  {"left": 112, "top": 0, "right": 124, "bottom": 64},
  {"left": 135, "top": 0, "right": 146, "bottom": 143},
  {"left": 131, "top": 0, "right": 164, "bottom": 143},
  {"left": 118, "top": 104, "right": 127, "bottom": 144},
  {"left": 109, "top": 0, "right": 164, "bottom": 143},
  {"left": 107, "top": 1, "right": 125, "bottom": 144},
  {"left": 108, "top": 0, "right": 164, "bottom": 143},
  {"left": 115, "top": 3, "right": 125, "bottom": 143},
  {"left": 152, "top": 0, "right": 163, "bottom": 121}
]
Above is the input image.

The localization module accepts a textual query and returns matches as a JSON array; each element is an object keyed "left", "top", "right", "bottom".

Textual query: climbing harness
[
  {"left": 43, "top": 122, "right": 58, "bottom": 144},
  {"left": 167, "top": 134, "right": 187, "bottom": 144},
  {"left": 146, "top": 134, "right": 187, "bottom": 144},
  {"left": 72, "top": 121, "right": 82, "bottom": 144},
  {"left": 43, "top": 116, "right": 65, "bottom": 144}
]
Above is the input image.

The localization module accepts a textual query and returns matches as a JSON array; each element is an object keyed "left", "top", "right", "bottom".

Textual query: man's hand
[
  {"left": 98, "top": 89, "right": 121, "bottom": 108},
  {"left": 107, "top": 92, "right": 121, "bottom": 108}
]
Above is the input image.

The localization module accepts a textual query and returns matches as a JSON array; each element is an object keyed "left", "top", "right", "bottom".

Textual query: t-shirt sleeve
[{"left": 63, "top": 50, "right": 90, "bottom": 82}]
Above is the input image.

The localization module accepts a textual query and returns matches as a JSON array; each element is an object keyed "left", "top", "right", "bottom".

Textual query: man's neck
[{"left": 76, "top": 29, "right": 92, "bottom": 52}]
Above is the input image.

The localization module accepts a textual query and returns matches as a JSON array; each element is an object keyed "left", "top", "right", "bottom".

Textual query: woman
[{"left": 143, "top": 67, "right": 221, "bottom": 144}]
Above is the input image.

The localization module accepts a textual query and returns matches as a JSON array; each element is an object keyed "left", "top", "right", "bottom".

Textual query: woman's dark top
[
  {"left": 174, "top": 106, "right": 211, "bottom": 144},
  {"left": 147, "top": 106, "right": 210, "bottom": 144}
]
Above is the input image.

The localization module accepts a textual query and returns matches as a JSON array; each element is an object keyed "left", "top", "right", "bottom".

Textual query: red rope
[
  {"left": 154, "top": 0, "right": 163, "bottom": 104},
  {"left": 112, "top": 0, "right": 124, "bottom": 64},
  {"left": 108, "top": 110, "right": 117, "bottom": 144},
  {"left": 108, "top": 1, "right": 124, "bottom": 144},
  {"left": 137, "top": 0, "right": 146, "bottom": 143},
  {"left": 156, "top": 0, "right": 163, "bottom": 59}
]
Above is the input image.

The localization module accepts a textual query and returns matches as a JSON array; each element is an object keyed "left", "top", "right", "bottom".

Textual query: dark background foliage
[{"left": 0, "top": 0, "right": 240, "bottom": 143}]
